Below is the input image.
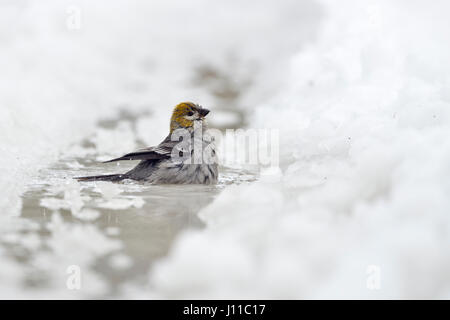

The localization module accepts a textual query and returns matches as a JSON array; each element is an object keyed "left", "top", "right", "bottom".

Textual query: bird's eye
[{"left": 187, "top": 111, "right": 194, "bottom": 116}]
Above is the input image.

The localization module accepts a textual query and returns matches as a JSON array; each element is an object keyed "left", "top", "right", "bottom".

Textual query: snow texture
[
  {"left": 149, "top": 0, "right": 450, "bottom": 299},
  {"left": 1, "top": 0, "right": 450, "bottom": 298}
]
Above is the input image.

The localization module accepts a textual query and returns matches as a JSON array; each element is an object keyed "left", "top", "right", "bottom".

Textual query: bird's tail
[{"left": 75, "top": 174, "right": 127, "bottom": 182}]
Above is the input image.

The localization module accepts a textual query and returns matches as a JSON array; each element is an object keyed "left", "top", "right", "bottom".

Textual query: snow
[
  {"left": 1, "top": 0, "right": 450, "bottom": 299},
  {"left": 149, "top": 0, "right": 450, "bottom": 299},
  {"left": 0, "top": 0, "right": 319, "bottom": 217},
  {"left": 109, "top": 253, "right": 134, "bottom": 270}
]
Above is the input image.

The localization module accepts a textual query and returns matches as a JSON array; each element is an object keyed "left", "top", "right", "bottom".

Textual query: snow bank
[
  {"left": 4, "top": 0, "right": 448, "bottom": 299},
  {"left": 149, "top": 0, "right": 450, "bottom": 299}
]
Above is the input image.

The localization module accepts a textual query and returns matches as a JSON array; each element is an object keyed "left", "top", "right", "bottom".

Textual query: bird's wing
[{"left": 103, "top": 135, "right": 176, "bottom": 163}]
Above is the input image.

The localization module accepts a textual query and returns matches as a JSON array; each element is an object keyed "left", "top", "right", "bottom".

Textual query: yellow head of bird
[{"left": 170, "top": 102, "right": 210, "bottom": 132}]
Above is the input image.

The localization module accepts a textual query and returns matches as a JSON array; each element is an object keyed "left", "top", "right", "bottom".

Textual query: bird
[{"left": 75, "top": 102, "right": 218, "bottom": 184}]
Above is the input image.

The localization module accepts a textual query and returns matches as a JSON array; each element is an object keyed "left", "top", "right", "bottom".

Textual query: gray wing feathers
[{"left": 103, "top": 135, "right": 175, "bottom": 163}]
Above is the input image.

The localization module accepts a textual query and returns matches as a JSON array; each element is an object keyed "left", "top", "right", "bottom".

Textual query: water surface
[{"left": 15, "top": 120, "right": 256, "bottom": 298}]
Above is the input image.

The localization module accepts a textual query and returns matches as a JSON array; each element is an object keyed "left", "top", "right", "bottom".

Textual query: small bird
[{"left": 76, "top": 102, "right": 218, "bottom": 184}]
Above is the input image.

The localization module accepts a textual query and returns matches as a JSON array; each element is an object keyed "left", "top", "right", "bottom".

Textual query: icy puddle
[
  {"left": 16, "top": 152, "right": 256, "bottom": 297},
  {"left": 7, "top": 65, "right": 255, "bottom": 297}
]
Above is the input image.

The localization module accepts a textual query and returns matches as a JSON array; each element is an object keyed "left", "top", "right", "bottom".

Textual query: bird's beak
[{"left": 199, "top": 108, "right": 210, "bottom": 118}]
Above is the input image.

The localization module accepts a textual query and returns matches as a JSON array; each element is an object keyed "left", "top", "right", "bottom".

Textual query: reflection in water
[{"left": 16, "top": 152, "right": 256, "bottom": 297}]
